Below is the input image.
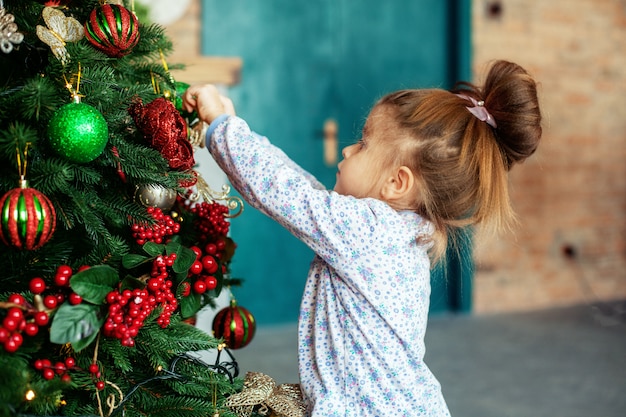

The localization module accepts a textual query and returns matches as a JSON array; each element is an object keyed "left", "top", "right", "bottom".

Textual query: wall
[
  {"left": 471, "top": 0, "right": 626, "bottom": 313},
  {"left": 164, "top": 0, "right": 626, "bottom": 314}
]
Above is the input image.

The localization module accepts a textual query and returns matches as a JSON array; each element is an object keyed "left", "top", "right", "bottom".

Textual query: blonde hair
[{"left": 376, "top": 60, "right": 542, "bottom": 260}]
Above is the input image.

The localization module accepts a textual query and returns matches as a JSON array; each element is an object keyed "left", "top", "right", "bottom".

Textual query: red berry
[
  {"left": 2, "top": 317, "right": 19, "bottom": 332},
  {"left": 33, "top": 311, "right": 49, "bottom": 326},
  {"left": 7, "top": 307, "right": 24, "bottom": 322},
  {"left": 205, "top": 276, "right": 218, "bottom": 290},
  {"left": 68, "top": 293, "right": 82, "bottom": 305},
  {"left": 190, "top": 246, "right": 202, "bottom": 259},
  {"left": 54, "top": 274, "right": 69, "bottom": 287},
  {"left": 42, "top": 368, "right": 55, "bottom": 380},
  {"left": 78, "top": 265, "right": 90, "bottom": 272},
  {"left": 43, "top": 295, "right": 58, "bottom": 309},
  {"left": 34, "top": 359, "right": 45, "bottom": 370},
  {"left": 65, "top": 357, "right": 76, "bottom": 368},
  {"left": 8, "top": 294, "right": 25, "bottom": 305},
  {"left": 192, "top": 280, "right": 207, "bottom": 294},
  {"left": 89, "top": 363, "right": 99, "bottom": 375},
  {"left": 155, "top": 256, "right": 166, "bottom": 268},
  {"left": 180, "top": 282, "right": 191, "bottom": 297},
  {"left": 57, "top": 265, "right": 72, "bottom": 276},
  {"left": 54, "top": 362, "right": 66, "bottom": 374},
  {"left": 0, "top": 327, "right": 8, "bottom": 343},
  {"left": 106, "top": 291, "right": 118, "bottom": 304},
  {"left": 204, "top": 243, "right": 217, "bottom": 255},
  {"left": 11, "top": 332, "right": 23, "bottom": 345},
  {"left": 189, "top": 260, "right": 203, "bottom": 275},
  {"left": 29, "top": 277, "right": 46, "bottom": 294},
  {"left": 201, "top": 255, "right": 219, "bottom": 274},
  {"left": 61, "top": 373, "right": 72, "bottom": 383},
  {"left": 24, "top": 322, "right": 39, "bottom": 336}
]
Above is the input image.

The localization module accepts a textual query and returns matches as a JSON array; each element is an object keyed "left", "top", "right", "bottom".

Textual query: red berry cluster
[
  {"left": 189, "top": 201, "right": 230, "bottom": 242},
  {"left": 30, "top": 265, "right": 84, "bottom": 309},
  {"left": 1, "top": 265, "right": 82, "bottom": 353},
  {"left": 131, "top": 207, "right": 180, "bottom": 245},
  {"left": 34, "top": 357, "right": 75, "bottom": 383},
  {"left": 188, "top": 244, "right": 221, "bottom": 294},
  {"left": 32, "top": 357, "right": 105, "bottom": 390},
  {"left": 149, "top": 254, "right": 178, "bottom": 327},
  {"left": 103, "top": 254, "right": 178, "bottom": 347}
]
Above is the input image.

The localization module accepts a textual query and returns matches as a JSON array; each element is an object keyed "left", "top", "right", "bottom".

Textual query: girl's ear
[{"left": 380, "top": 166, "right": 417, "bottom": 203}]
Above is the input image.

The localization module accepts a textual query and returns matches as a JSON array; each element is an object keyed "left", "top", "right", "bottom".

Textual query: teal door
[{"left": 201, "top": 0, "right": 472, "bottom": 325}]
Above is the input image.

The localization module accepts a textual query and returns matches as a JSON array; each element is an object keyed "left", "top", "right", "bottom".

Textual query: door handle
[{"left": 323, "top": 118, "right": 338, "bottom": 166}]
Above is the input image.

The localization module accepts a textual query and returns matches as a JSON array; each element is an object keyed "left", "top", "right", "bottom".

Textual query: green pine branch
[{"left": 0, "top": 1, "right": 248, "bottom": 416}]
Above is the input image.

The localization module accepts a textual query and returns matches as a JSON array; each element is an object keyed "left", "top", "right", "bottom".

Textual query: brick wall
[{"left": 471, "top": 0, "right": 626, "bottom": 312}]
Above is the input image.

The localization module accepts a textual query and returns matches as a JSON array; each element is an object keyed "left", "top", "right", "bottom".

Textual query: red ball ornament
[
  {"left": 0, "top": 180, "right": 56, "bottom": 250},
  {"left": 84, "top": 4, "right": 140, "bottom": 58},
  {"left": 212, "top": 299, "right": 256, "bottom": 349}
]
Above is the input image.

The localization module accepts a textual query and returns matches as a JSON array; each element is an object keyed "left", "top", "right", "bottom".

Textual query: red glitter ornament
[
  {"left": 39, "top": 0, "right": 72, "bottom": 6},
  {"left": 128, "top": 97, "right": 195, "bottom": 170}
]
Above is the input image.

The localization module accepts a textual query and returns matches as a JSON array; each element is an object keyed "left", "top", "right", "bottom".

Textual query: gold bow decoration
[
  {"left": 36, "top": 6, "right": 84, "bottom": 64},
  {"left": 225, "top": 372, "right": 307, "bottom": 417}
]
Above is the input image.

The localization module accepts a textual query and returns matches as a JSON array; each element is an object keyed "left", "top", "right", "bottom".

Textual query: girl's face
[{"left": 333, "top": 107, "right": 393, "bottom": 199}]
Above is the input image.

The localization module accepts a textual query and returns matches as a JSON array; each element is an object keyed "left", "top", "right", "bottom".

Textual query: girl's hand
[{"left": 182, "top": 84, "right": 236, "bottom": 124}]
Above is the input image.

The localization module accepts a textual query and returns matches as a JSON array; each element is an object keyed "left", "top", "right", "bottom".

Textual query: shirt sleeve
[
  {"left": 205, "top": 116, "right": 402, "bottom": 272},
  {"left": 206, "top": 115, "right": 325, "bottom": 190}
]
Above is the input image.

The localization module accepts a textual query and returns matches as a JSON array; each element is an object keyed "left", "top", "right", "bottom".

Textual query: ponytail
[{"left": 377, "top": 60, "right": 542, "bottom": 261}]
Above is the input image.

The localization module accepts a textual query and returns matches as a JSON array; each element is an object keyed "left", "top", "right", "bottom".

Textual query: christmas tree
[{"left": 0, "top": 1, "right": 255, "bottom": 416}]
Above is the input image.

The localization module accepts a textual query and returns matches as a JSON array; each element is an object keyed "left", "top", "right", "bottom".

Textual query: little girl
[{"left": 183, "top": 60, "right": 542, "bottom": 417}]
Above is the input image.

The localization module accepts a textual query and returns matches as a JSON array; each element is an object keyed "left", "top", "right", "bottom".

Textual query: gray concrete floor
[{"left": 228, "top": 300, "right": 626, "bottom": 417}]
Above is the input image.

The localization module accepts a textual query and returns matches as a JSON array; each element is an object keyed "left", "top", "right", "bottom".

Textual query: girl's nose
[{"left": 342, "top": 144, "right": 354, "bottom": 158}]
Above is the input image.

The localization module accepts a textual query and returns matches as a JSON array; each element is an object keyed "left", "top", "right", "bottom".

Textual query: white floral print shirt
[{"left": 207, "top": 115, "right": 450, "bottom": 417}]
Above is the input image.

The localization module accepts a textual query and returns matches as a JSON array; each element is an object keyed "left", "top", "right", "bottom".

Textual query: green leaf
[
  {"left": 120, "top": 275, "right": 146, "bottom": 292},
  {"left": 122, "top": 253, "right": 150, "bottom": 269},
  {"left": 172, "top": 246, "right": 197, "bottom": 274},
  {"left": 143, "top": 241, "right": 164, "bottom": 256},
  {"left": 168, "top": 234, "right": 182, "bottom": 245},
  {"left": 49, "top": 303, "right": 104, "bottom": 352},
  {"left": 180, "top": 292, "right": 201, "bottom": 319},
  {"left": 70, "top": 265, "right": 119, "bottom": 304},
  {"left": 165, "top": 241, "right": 182, "bottom": 255}
]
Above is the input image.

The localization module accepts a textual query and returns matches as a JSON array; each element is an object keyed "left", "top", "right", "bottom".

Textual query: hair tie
[{"left": 456, "top": 94, "right": 497, "bottom": 128}]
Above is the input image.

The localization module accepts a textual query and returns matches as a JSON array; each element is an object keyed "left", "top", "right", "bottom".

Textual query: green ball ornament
[
  {"left": 173, "top": 81, "right": 189, "bottom": 112},
  {"left": 174, "top": 81, "right": 197, "bottom": 120},
  {"left": 48, "top": 102, "right": 109, "bottom": 163}
]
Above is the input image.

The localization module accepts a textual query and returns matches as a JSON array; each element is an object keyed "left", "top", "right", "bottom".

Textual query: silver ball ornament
[{"left": 135, "top": 184, "right": 177, "bottom": 211}]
